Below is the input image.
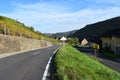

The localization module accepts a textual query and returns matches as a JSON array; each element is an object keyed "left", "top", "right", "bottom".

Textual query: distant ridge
[{"left": 45, "top": 30, "right": 78, "bottom": 39}]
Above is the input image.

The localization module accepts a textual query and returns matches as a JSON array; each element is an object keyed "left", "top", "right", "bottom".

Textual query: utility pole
[
  {"left": 8, "top": 29, "right": 10, "bottom": 36},
  {"left": 3, "top": 24, "right": 6, "bottom": 35},
  {"left": 112, "top": 35, "right": 116, "bottom": 54},
  {"left": 20, "top": 32, "right": 22, "bottom": 37}
]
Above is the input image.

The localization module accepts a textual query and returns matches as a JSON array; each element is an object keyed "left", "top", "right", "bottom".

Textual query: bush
[{"left": 67, "top": 38, "right": 79, "bottom": 45}]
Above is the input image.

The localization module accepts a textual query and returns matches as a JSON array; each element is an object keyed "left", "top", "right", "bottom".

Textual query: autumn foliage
[{"left": 0, "top": 15, "right": 44, "bottom": 40}]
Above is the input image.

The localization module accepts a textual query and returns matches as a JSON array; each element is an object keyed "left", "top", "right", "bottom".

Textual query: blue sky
[{"left": 0, "top": 0, "right": 120, "bottom": 33}]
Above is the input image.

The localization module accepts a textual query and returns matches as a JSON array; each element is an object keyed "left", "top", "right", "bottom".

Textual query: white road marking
[
  {"left": 42, "top": 47, "right": 60, "bottom": 80},
  {"left": 33, "top": 51, "right": 41, "bottom": 55}
]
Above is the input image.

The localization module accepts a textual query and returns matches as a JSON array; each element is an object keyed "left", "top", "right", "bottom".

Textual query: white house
[{"left": 60, "top": 36, "right": 67, "bottom": 41}]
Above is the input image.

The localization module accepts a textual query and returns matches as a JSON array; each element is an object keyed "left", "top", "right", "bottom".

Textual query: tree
[
  {"left": 29, "top": 26, "right": 34, "bottom": 31},
  {"left": 67, "top": 38, "right": 79, "bottom": 45}
]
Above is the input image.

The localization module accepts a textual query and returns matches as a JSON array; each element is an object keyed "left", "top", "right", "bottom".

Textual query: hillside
[
  {"left": 45, "top": 30, "right": 77, "bottom": 39},
  {"left": 69, "top": 16, "right": 120, "bottom": 40},
  {"left": 0, "top": 15, "right": 45, "bottom": 40}
]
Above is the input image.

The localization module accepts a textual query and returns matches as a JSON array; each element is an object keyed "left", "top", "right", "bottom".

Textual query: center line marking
[{"left": 33, "top": 51, "right": 41, "bottom": 55}]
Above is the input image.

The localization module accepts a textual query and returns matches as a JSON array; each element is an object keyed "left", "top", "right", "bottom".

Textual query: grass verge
[
  {"left": 52, "top": 45, "right": 120, "bottom": 80},
  {"left": 102, "top": 52, "right": 120, "bottom": 58}
]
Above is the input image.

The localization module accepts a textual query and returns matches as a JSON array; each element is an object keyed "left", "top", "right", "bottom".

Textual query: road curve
[{"left": 0, "top": 45, "right": 59, "bottom": 80}]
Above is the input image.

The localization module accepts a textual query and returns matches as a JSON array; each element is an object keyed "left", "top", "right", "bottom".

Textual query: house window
[
  {"left": 109, "top": 43, "right": 111, "bottom": 48},
  {"left": 104, "top": 43, "right": 111, "bottom": 52},
  {"left": 105, "top": 43, "right": 108, "bottom": 48}
]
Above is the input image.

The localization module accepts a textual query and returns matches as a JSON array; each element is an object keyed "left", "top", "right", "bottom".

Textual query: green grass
[
  {"left": 102, "top": 52, "right": 120, "bottom": 58},
  {"left": 52, "top": 45, "right": 120, "bottom": 80}
]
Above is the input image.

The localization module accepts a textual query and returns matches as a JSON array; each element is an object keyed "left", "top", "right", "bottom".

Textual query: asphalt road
[
  {"left": 0, "top": 45, "right": 59, "bottom": 80},
  {"left": 75, "top": 47, "right": 120, "bottom": 72}
]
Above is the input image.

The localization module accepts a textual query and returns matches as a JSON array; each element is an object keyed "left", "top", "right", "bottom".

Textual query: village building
[
  {"left": 60, "top": 36, "right": 67, "bottom": 41},
  {"left": 81, "top": 37, "right": 101, "bottom": 48},
  {"left": 81, "top": 38, "right": 88, "bottom": 46},
  {"left": 60, "top": 36, "right": 67, "bottom": 45},
  {"left": 100, "top": 29, "right": 120, "bottom": 54}
]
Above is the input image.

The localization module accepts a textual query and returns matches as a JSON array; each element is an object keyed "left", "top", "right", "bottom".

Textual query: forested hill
[
  {"left": 0, "top": 15, "right": 45, "bottom": 39},
  {"left": 45, "top": 30, "right": 77, "bottom": 39},
  {"left": 69, "top": 16, "right": 120, "bottom": 40}
]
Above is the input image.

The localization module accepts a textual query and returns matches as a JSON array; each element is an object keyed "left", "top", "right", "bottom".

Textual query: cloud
[{"left": 1, "top": 1, "right": 120, "bottom": 33}]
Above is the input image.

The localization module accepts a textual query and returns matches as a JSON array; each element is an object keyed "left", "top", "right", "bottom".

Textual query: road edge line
[{"left": 42, "top": 46, "right": 60, "bottom": 80}]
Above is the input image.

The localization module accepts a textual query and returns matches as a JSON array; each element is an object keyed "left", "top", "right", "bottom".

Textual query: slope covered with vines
[{"left": 0, "top": 15, "right": 44, "bottom": 40}]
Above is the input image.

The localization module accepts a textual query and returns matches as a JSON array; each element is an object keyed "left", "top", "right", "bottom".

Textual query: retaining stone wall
[{"left": 0, "top": 34, "right": 53, "bottom": 54}]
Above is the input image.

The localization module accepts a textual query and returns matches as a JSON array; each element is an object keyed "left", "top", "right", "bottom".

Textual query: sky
[{"left": 0, "top": 0, "right": 120, "bottom": 33}]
